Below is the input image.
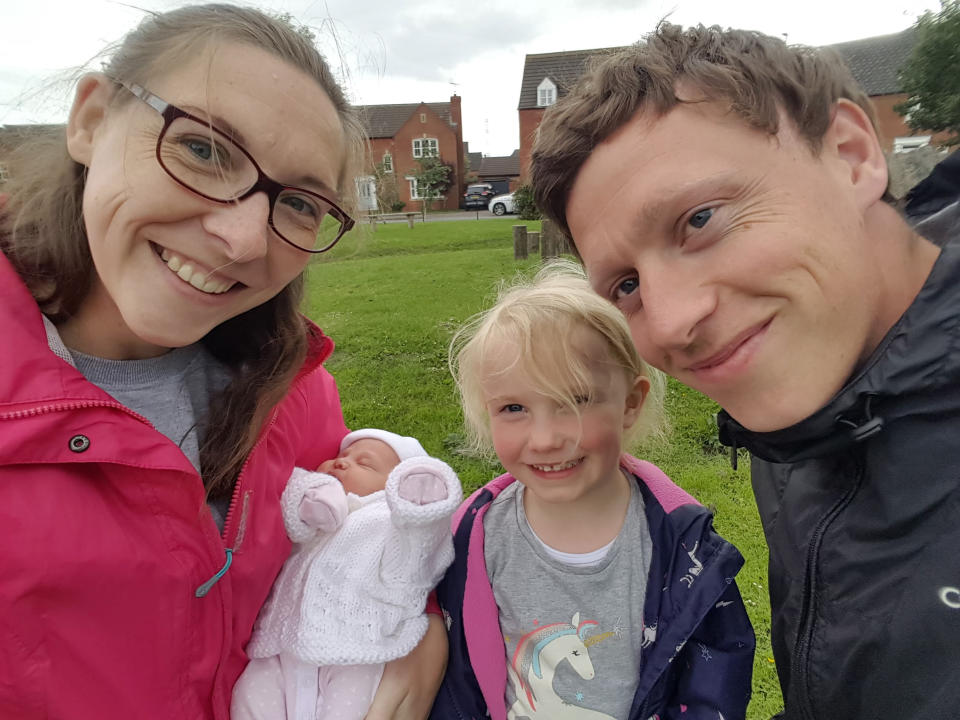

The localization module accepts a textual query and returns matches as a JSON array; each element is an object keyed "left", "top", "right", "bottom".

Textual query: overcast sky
[{"left": 0, "top": 0, "right": 937, "bottom": 156}]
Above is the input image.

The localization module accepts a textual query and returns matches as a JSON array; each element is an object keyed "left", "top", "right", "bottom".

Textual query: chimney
[{"left": 450, "top": 94, "right": 461, "bottom": 127}]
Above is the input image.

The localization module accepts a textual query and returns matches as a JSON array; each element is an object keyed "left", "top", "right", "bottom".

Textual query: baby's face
[{"left": 318, "top": 438, "right": 400, "bottom": 496}]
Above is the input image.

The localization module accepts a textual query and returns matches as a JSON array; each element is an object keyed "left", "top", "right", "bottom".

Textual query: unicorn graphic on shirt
[{"left": 506, "top": 612, "right": 615, "bottom": 720}]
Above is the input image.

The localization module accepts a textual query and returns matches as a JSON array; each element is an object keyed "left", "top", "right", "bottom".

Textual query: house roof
[
  {"left": 825, "top": 28, "right": 916, "bottom": 96},
  {"left": 516, "top": 29, "right": 918, "bottom": 111},
  {"left": 467, "top": 151, "right": 483, "bottom": 173},
  {"left": 478, "top": 154, "right": 520, "bottom": 177},
  {"left": 517, "top": 47, "right": 622, "bottom": 110},
  {"left": 354, "top": 102, "right": 455, "bottom": 138}
]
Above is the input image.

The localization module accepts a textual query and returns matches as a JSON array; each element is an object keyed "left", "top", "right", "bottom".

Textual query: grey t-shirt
[
  {"left": 44, "top": 318, "right": 232, "bottom": 529},
  {"left": 483, "top": 477, "right": 653, "bottom": 720}
]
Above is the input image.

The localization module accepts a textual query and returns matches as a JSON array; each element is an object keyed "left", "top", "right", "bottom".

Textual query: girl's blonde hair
[
  {"left": 450, "top": 260, "right": 666, "bottom": 459},
  {"left": 0, "top": 4, "right": 367, "bottom": 499}
]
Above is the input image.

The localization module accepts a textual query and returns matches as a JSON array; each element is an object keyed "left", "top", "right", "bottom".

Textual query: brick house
[
  {"left": 516, "top": 30, "right": 939, "bottom": 181},
  {"left": 355, "top": 97, "right": 465, "bottom": 211},
  {"left": 475, "top": 151, "right": 521, "bottom": 195}
]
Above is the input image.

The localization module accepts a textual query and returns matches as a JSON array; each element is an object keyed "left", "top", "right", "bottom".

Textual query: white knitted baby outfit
[{"left": 247, "top": 455, "right": 461, "bottom": 665}]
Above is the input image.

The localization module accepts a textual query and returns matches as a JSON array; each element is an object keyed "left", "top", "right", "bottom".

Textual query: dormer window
[{"left": 537, "top": 78, "right": 556, "bottom": 107}]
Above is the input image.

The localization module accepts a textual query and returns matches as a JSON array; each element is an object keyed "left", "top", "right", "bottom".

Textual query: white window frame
[
  {"left": 412, "top": 137, "right": 438, "bottom": 158},
  {"left": 537, "top": 78, "right": 556, "bottom": 107},
  {"left": 382, "top": 153, "right": 393, "bottom": 173},
  {"left": 420, "top": 112, "right": 427, "bottom": 123},
  {"left": 406, "top": 176, "right": 423, "bottom": 200},
  {"left": 405, "top": 176, "right": 446, "bottom": 201},
  {"left": 893, "top": 135, "right": 931, "bottom": 154}
]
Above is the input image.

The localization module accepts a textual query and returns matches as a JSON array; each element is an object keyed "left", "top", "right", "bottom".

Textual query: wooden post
[
  {"left": 407, "top": 213, "right": 415, "bottom": 229},
  {"left": 513, "top": 225, "right": 528, "bottom": 260},
  {"left": 527, "top": 231, "right": 540, "bottom": 255},
  {"left": 541, "top": 218, "right": 558, "bottom": 259}
]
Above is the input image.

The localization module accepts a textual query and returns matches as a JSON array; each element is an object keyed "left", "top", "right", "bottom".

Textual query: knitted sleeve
[
  {"left": 380, "top": 456, "right": 462, "bottom": 590},
  {"left": 281, "top": 468, "right": 346, "bottom": 544}
]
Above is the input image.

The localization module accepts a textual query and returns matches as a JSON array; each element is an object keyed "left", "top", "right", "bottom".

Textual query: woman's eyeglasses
[{"left": 121, "top": 82, "right": 354, "bottom": 253}]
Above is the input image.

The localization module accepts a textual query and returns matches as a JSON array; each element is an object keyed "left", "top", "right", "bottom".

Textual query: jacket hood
[{"left": 720, "top": 235, "right": 960, "bottom": 464}]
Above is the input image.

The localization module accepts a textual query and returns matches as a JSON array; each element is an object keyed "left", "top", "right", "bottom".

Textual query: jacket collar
[{"left": 719, "top": 238, "right": 960, "bottom": 464}]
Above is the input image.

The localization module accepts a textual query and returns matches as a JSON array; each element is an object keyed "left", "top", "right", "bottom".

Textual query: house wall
[
  {"left": 518, "top": 108, "right": 545, "bottom": 182},
  {"left": 389, "top": 101, "right": 463, "bottom": 211},
  {"left": 870, "top": 93, "right": 952, "bottom": 151}
]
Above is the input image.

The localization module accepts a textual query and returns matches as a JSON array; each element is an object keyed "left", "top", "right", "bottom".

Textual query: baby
[{"left": 233, "top": 429, "right": 462, "bottom": 720}]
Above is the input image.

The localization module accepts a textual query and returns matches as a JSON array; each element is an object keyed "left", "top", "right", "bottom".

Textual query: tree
[
  {"left": 512, "top": 184, "right": 541, "bottom": 220},
  {"left": 896, "top": 0, "right": 960, "bottom": 145},
  {"left": 373, "top": 161, "right": 404, "bottom": 212},
  {"left": 410, "top": 153, "right": 453, "bottom": 216}
]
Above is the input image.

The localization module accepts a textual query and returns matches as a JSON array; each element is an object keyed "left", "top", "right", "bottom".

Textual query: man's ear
[
  {"left": 823, "top": 98, "right": 889, "bottom": 209},
  {"left": 66, "top": 74, "right": 114, "bottom": 167},
  {"left": 623, "top": 374, "right": 651, "bottom": 430}
]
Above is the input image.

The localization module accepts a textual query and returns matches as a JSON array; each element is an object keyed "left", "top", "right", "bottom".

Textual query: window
[
  {"left": 420, "top": 113, "right": 427, "bottom": 123},
  {"left": 893, "top": 135, "right": 931, "bottom": 154},
  {"left": 407, "top": 176, "right": 423, "bottom": 200},
  {"left": 412, "top": 137, "right": 438, "bottom": 158},
  {"left": 537, "top": 78, "right": 556, "bottom": 107},
  {"left": 382, "top": 153, "right": 393, "bottom": 173},
  {"left": 0, "top": 163, "right": 7, "bottom": 183}
]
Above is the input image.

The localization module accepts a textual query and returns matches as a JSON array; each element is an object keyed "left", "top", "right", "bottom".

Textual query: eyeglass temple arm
[{"left": 124, "top": 82, "right": 169, "bottom": 116}]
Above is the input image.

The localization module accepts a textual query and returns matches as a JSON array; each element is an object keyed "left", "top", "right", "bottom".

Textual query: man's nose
[
  {"left": 202, "top": 193, "right": 271, "bottom": 261},
  {"left": 637, "top": 263, "right": 717, "bottom": 354}
]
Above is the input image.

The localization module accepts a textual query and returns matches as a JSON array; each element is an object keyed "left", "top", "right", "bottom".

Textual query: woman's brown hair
[{"left": 0, "top": 4, "right": 367, "bottom": 498}]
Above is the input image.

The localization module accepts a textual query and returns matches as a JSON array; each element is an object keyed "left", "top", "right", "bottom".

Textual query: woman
[{"left": 0, "top": 5, "right": 445, "bottom": 719}]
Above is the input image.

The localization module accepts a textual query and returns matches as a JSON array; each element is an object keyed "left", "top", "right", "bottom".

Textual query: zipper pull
[{"left": 195, "top": 548, "right": 234, "bottom": 598}]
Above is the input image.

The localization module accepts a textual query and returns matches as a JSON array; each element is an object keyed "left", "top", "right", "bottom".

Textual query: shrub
[
  {"left": 389, "top": 200, "right": 406, "bottom": 212},
  {"left": 513, "top": 184, "right": 541, "bottom": 220}
]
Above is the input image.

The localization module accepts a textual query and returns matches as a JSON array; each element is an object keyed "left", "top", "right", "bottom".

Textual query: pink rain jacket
[{"left": 0, "top": 252, "right": 349, "bottom": 719}]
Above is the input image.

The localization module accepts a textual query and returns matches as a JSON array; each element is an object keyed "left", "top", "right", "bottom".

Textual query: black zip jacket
[{"left": 718, "top": 227, "right": 960, "bottom": 720}]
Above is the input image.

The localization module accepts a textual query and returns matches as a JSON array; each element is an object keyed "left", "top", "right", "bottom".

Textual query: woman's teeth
[{"left": 160, "top": 248, "right": 234, "bottom": 294}]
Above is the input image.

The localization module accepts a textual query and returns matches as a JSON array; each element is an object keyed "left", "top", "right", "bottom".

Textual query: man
[{"left": 530, "top": 23, "right": 958, "bottom": 720}]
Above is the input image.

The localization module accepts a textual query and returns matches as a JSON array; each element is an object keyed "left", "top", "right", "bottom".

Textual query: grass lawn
[{"left": 305, "top": 218, "right": 783, "bottom": 718}]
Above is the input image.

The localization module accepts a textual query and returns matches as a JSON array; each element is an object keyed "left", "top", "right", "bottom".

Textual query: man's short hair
[{"left": 531, "top": 22, "right": 879, "bottom": 241}]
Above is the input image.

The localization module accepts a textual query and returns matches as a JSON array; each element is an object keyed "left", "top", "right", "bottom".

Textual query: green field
[{"left": 305, "top": 217, "right": 783, "bottom": 718}]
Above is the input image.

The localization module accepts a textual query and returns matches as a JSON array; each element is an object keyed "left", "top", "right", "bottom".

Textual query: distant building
[
  {"left": 516, "top": 30, "right": 940, "bottom": 181},
  {"left": 475, "top": 150, "right": 520, "bottom": 195},
  {"left": 355, "top": 97, "right": 465, "bottom": 211}
]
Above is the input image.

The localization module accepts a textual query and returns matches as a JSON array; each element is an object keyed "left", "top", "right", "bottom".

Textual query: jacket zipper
[
  {"left": 792, "top": 457, "right": 864, "bottom": 720},
  {"left": 0, "top": 399, "right": 152, "bottom": 425}
]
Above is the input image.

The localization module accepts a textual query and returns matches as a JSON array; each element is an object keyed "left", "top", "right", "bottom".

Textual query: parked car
[
  {"left": 463, "top": 183, "right": 496, "bottom": 209},
  {"left": 488, "top": 192, "right": 515, "bottom": 215}
]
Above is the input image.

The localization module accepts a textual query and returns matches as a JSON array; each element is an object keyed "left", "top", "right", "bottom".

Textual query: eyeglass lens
[{"left": 159, "top": 116, "right": 344, "bottom": 251}]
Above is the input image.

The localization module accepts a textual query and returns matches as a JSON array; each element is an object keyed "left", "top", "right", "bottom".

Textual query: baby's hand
[
  {"left": 397, "top": 471, "right": 449, "bottom": 505},
  {"left": 298, "top": 484, "right": 348, "bottom": 532}
]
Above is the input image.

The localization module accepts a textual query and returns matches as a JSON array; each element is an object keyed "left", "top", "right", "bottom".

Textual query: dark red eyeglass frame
[{"left": 122, "top": 82, "right": 355, "bottom": 253}]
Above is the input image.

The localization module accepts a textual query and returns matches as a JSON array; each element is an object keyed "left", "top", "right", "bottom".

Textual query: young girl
[{"left": 431, "top": 262, "right": 754, "bottom": 720}]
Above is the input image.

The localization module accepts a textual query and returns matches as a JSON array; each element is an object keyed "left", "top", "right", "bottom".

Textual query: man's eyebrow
[{"left": 636, "top": 172, "right": 741, "bottom": 228}]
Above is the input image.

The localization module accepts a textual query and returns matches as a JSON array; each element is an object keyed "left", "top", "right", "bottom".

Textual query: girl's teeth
[{"left": 166, "top": 254, "right": 182, "bottom": 271}]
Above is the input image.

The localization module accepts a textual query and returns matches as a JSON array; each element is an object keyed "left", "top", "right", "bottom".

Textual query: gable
[{"left": 355, "top": 102, "right": 455, "bottom": 139}]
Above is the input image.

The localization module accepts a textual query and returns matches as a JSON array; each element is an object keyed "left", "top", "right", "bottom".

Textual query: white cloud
[{"left": 0, "top": 0, "right": 938, "bottom": 154}]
